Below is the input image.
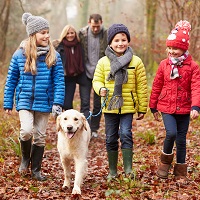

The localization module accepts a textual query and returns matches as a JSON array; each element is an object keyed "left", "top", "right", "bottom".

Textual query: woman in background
[{"left": 53, "top": 25, "right": 86, "bottom": 111}]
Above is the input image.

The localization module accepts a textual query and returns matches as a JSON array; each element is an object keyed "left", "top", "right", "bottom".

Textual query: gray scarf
[
  {"left": 105, "top": 46, "right": 133, "bottom": 110},
  {"left": 37, "top": 46, "right": 50, "bottom": 56}
]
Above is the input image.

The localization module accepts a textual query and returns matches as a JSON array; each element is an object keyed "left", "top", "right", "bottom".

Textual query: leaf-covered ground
[{"left": 0, "top": 93, "right": 200, "bottom": 199}]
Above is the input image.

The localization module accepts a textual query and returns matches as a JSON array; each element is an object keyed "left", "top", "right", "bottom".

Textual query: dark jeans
[
  {"left": 63, "top": 73, "right": 88, "bottom": 110},
  {"left": 104, "top": 113, "right": 133, "bottom": 151},
  {"left": 161, "top": 113, "right": 190, "bottom": 163},
  {"left": 79, "top": 75, "right": 101, "bottom": 132}
]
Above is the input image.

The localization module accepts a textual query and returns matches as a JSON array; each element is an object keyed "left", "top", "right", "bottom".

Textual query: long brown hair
[{"left": 23, "top": 35, "right": 56, "bottom": 75}]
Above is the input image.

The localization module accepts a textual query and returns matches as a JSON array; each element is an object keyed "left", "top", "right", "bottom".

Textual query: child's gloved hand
[{"left": 52, "top": 105, "right": 62, "bottom": 119}]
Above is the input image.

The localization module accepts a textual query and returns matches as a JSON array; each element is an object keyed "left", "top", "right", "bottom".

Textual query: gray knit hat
[
  {"left": 107, "top": 24, "right": 130, "bottom": 45},
  {"left": 22, "top": 13, "right": 49, "bottom": 36}
]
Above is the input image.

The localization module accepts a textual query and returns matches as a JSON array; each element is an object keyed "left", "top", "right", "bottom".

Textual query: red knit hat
[{"left": 166, "top": 20, "right": 191, "bottom": 50}]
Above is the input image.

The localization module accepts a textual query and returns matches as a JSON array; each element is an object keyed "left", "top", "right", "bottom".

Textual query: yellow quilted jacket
[{"left": 93, "top": 55, "right": 148, "bottom": 114}]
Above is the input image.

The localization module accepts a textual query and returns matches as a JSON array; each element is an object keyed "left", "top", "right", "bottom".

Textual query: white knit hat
[{"left": 22, "top": 12, "right": 49, "bottom": 36}]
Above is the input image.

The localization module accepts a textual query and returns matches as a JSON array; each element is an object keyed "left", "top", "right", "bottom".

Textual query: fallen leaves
[{"left": 0, "top": 107, "right": 200, "bottom": 199}]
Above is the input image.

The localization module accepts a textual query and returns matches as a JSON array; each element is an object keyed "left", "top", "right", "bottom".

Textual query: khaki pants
[{"left": 19, "top": 110, "right": 49, "bottom": 146}]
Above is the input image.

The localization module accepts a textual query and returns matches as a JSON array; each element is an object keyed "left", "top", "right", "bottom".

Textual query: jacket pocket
[
  {"left": 131, "top": 91, "right": 137, "bottom": 109},
  {"left": 157, "top": 89, "right": 171, "bottom": 108},
  {"left": 158, "top": 90, "right": 167, "bottom": 100}
]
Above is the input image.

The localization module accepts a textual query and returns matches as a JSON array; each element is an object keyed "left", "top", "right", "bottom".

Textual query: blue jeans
[
  {"left": 104, "top": 113, "right": 133, "bottom": 151},
  {"left": 80, "top": 74, "right": 101, "bottom": 132},
  {"left": 161, "top": 113, "right": 190, "bottom": 163}
]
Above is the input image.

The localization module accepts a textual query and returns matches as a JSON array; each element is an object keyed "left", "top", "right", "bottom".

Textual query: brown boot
[
  {"left": 157, "top": 152, "right": 174, "bottom": 179},
  {"left": 173, "top": 163, "right": 188, "bottom": 181}
]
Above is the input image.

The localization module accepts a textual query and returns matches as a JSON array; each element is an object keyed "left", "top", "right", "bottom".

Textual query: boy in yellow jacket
[{"left": 93, "top": 24, "right": 148, "bottom": 178}]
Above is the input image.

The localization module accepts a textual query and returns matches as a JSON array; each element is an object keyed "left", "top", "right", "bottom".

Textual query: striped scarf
[{"left": 169, "top": 51, "right": 189, "bottom": 79}]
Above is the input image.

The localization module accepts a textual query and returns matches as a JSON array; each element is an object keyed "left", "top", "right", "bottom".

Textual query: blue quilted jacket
[{"left": 3, "top": 48, "right": 65, "bottom": 113}]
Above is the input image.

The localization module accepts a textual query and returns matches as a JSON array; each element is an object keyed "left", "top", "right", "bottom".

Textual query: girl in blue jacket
[{"left": 3, "top": 13, "right": 65, "bottom": 181}]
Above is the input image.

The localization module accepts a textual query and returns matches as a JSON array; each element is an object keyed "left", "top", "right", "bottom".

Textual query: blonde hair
[
  {"left": 58, "top": 24, "right": 79, "bottom": 42},
  {"left": 24, "top": 34, "right": 56, "bottom": 75}
]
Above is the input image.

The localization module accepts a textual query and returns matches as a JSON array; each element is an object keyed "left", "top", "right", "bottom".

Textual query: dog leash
[{"left": 86, "top": 89, "right": 109, "bottom": 120}]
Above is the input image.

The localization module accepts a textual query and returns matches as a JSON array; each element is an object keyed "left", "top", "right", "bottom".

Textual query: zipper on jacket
[{"left": 31, "top": 75, "right": 36, "bottom": 109}]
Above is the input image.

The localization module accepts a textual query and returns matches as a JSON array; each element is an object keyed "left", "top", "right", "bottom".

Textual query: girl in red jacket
[{"left": 149, "top": 20, "right": 200, "bottom": 181}]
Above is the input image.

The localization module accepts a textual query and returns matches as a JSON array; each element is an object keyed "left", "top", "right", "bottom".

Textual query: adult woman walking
[{"left": 53, "top": 25, "right": 85, "bottom": 111}]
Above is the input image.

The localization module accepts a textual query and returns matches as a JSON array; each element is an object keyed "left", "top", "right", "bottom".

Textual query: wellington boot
[
  {"left": 107, "top": 151, "right": 118, "bottom": 179},
  {"left": 31, "top": 144, "right": 47, "bottom": 181},
  {"left": 19, "top": 138, "right": 32, "bottom": 176},
  {"left": 122, "top": 148, "right": 134, "bottom": 178},
  {"left": 157, "top": 151, "right": 174, "bottom": 179}
]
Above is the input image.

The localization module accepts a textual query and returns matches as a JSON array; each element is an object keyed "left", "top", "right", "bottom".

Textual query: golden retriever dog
[{"left": 56, "top": 109, "right": 91, "bottom": 195}]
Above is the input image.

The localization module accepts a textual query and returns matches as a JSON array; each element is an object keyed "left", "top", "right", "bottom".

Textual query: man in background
[{"left": 79, "top": 14, "right": 107, "bottom": 138}]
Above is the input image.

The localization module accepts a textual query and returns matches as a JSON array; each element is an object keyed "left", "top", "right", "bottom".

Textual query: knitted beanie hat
[
  {"left": 107, "top": 24, "right": 130, "bottom": 45},
  {"left": 22, "top": 12, "right": 49, "bottom": 36},
  {"left": 166, "top": 20, "right": 191, "bottom": 50}
]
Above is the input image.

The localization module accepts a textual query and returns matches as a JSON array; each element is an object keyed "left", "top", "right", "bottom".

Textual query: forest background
[
  {"left": 0, "top": 0, "right": 200, "bottom": 199},
  {"left": 1, "top": 0, "right": 200, "bottom": 77}
]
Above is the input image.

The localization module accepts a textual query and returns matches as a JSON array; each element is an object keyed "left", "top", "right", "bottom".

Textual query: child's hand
[
  {"left": 153, "top": 111, "right": 162, "bottom": 122},
  {"left": 136, "top": 113, "right": 144, "bottom": 120},
  {"left": 100, "top": 87, "right": 107, "bottom": 97},
  {"left": 52, "top": 105, "right": 62, "bottom": 119},
  {"left": 190, "top": 110, "right": 199, "bottom": 120},
  {"left": 5, "top": 109, "right": 12, "bottom": 115}
]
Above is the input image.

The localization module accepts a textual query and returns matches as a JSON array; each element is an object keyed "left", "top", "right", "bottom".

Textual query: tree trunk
[
  {"left": 145, "top": 0, "right": 158, "bottom": 75},
  {"left": 78, "top": 0, "right": 89, "bottom": 28},
  {"left": 0, "top": 0, "right": 11, "bottom": 68}
]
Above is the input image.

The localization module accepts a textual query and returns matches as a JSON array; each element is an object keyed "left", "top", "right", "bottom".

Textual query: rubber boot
[
  {"left": 122, "top": 148, "right": 134, "bottom": 178},
  {"left": 107, "top": 151, "right": 118, "bottom": 179},
  {"left": 19, "top": 138, "right": 32, "bottom": 176},
  {"left": 173, "top": 163, "right": 188, "bottom": 181},
  {"left": 157, "top": 151, "right": 174, "bottom": 179},
  {"left": 31, "top": 144, "right": 47, "bottom": 181}
]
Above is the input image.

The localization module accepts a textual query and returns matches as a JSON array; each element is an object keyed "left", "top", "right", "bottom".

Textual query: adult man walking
[{"left": 79, "top": 14, "right": 107, "bottom": 138}]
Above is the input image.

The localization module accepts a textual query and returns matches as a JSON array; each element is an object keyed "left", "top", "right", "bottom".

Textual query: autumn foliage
[{"left": 0, "top": 89, "right": 200, "bottom": 199}]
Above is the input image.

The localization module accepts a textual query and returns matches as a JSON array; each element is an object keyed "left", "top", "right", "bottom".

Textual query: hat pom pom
[
  {"left": 22, "top": 12, "right": 32, "bottom": 25},
  {"left": 175, "top": 20, "right": 191, "bottom": 31}
]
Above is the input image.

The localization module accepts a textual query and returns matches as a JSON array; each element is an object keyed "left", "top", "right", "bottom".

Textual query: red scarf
[{"left": 62, "top": 38, "right": 84, "bottom": 76}]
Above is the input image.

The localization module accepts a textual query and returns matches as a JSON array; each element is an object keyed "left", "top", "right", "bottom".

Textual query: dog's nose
[{"left": 67, "top": 125, "right": 73, "bottom": 131}]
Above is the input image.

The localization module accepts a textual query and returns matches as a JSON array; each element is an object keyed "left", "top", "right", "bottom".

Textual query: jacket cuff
[
  {"left": 191, "top": 106, "right": 200, "bottom": 113},
  {"left": 138, "top": 112, "right": 146, "bottom": 114},
  {"left": 150, "top": 108, "right": 158, "bottom": 113}
]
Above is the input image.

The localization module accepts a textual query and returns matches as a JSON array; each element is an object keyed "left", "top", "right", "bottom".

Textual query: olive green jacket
[{"left": 78, "top": 25, "right": 107, "bottom": 65}]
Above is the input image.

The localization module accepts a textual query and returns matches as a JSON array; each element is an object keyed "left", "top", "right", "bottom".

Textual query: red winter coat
[{"left": 149, "top": 55, "right": 200, "bottom": 114}]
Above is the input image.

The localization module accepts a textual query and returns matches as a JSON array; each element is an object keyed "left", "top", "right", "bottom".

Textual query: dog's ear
[
  {"left": 82, "top": 116, "right": 87, "bottom": 131},
  {"left": 56, "top": 115, "right": 62, "bottom": 132}
]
